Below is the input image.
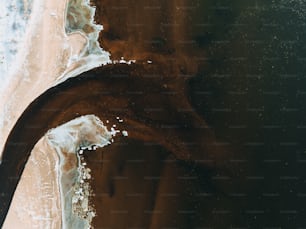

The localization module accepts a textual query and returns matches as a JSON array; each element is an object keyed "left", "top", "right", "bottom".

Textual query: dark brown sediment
[
  {"left": 0, "top": 64, "right": 233, "bottom": 227},
  {"left": 85, "top": 1, "right": 306, "bottom": 227}
]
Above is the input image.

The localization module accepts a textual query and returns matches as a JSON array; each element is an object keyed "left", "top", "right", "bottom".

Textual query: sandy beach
[{"left": 3, "top": 138, "right": 62, "bottom": 229}]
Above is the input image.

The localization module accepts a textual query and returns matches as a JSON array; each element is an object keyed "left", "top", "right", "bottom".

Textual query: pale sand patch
[{"left": 3, "top": 137, "right": 61, "bottom": 229}]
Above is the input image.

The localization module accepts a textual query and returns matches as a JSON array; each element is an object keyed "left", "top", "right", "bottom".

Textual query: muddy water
[
  {"left": 90, "top": 1, "right": 306, "bottom": 228},
  {"left": 1, "top": 0, "right": 306, "bottom": 228}
]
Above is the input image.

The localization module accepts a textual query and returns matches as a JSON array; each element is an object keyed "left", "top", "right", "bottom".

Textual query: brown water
[
  {"left": 91, "top": 1, "right": 306, "bottom": 227},
  {"left": 1, "top": 0, "right": 306, "bottom": 228}
]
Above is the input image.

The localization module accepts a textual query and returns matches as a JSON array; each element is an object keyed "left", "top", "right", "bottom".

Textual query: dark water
[{"left": 1, "top": 0, "right": 306, "bottom": 228}]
